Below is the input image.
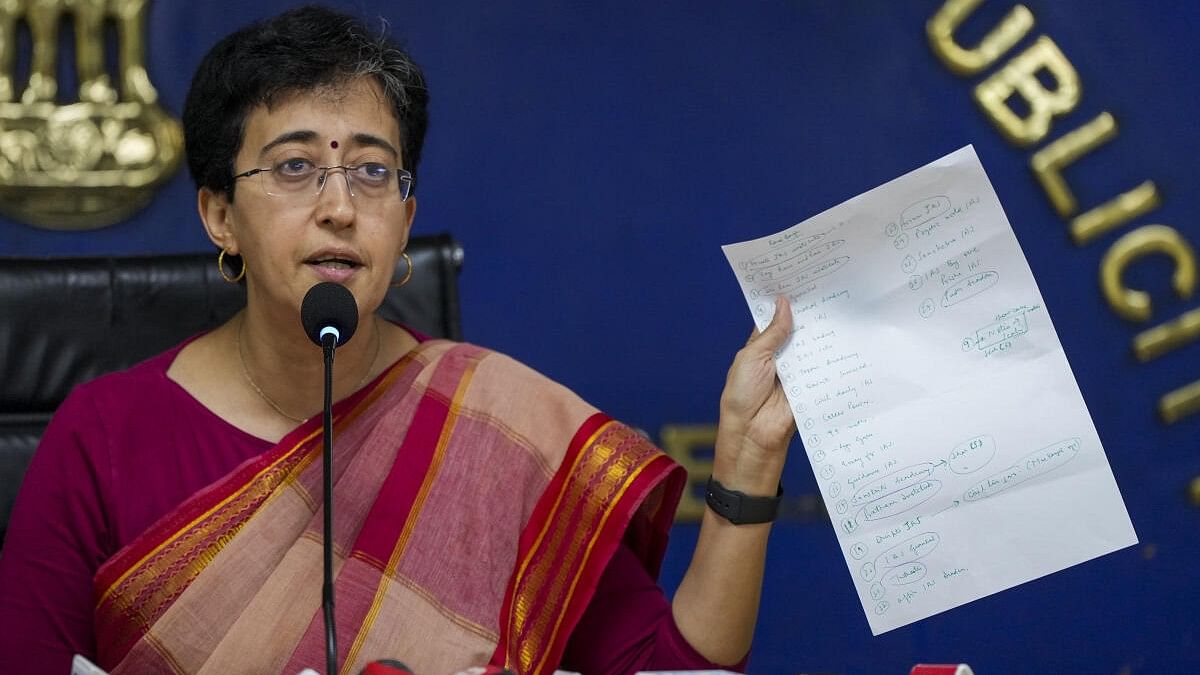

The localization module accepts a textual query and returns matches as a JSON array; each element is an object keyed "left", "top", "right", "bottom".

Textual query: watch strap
[{"left": 705, "top": 477, "right": 783, "bottom": 524}]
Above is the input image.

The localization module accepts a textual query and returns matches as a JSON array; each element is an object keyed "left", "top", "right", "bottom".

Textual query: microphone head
[{"left": 300, "top": 282, "right": 358, "bottom": 347}]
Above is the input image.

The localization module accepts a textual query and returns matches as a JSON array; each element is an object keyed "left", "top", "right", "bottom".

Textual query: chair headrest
[{"left": 0, "top": 233, "right": 463, "bottom": 414}]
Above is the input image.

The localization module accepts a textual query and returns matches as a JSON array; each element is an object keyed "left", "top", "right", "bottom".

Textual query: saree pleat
[{"left": 94, "top": 341, "right": 683, "bottom": 675}]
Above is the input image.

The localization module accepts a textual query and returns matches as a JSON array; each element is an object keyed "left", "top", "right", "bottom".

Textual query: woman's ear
[
  {"left": 198, "top": 188, "right": 238, "bottom": 253},
  {"left": 397, "top": 196, "right": 417, "bottom": 253}
]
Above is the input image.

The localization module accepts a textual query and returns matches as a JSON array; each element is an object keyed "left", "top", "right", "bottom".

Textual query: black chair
[{"left": 0, "top": 233, "right": 464, "bottom": 547}]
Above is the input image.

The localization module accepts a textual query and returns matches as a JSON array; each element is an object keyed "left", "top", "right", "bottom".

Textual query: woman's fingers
[
  {"left": 725, "top": 297, "right": 793, "bottom": 412},
  {"left": 746, "top": 296, "right": 793, "bottom": 353}
]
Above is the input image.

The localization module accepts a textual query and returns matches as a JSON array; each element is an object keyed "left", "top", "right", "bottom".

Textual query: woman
[{"left": 0, "top": 6, "right": 795, "bottom": 674}]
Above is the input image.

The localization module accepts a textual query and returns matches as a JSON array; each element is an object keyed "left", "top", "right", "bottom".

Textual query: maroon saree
[{"left": 93, "top": 341, "right": 684, "bottom": 674}]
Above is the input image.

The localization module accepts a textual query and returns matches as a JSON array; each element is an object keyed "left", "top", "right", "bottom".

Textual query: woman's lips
[{"left": 306, "top": 260, "right": 360, "bottom": 283}]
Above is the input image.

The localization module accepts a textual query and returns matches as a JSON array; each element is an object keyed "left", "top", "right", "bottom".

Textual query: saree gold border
[
  {"left": 514, "top": 427, "right": 646, "bottom": 673},
  {"left": 98, "top": 351, "right": 417, "bottom": 610},
  {"left": 97, "top": 424, "right": 323, "bottom": 607},
  {"left": 135, "top": 356, "right": 419, "bottom": 616},
  {"left": 506, "top": 422, "right": 607, "bottom": 600},
  {"left": 340, "top": 352, "right": 483, "bottom": 674},
  {"left": 522, "top": 433, "right": 650, "bottom": 673},
  {"left": 98, "top": 350, "right": 432, "bottom": 662},
  {"left": 506, "top": 424, "right": 656, "bottom": 674},
  {"left": 530, "top": 453, "right": 654, "bottom": 675},
  {"left": 502, "top": 422, "right": 609, "bottom": 670},
  {"left": 514, "top": 447, "right": 618, "bottom": 672},
  {"left": 101, "top": 438, "right": 319, "bottom": 638}
]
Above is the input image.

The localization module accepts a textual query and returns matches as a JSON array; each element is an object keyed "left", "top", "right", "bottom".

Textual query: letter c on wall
[{"left": 1101, "top": 224, "right": 1197, "bottom": 322}]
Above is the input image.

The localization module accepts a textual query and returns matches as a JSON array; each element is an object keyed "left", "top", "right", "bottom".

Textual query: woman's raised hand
[{"left": 712, "top": 295, "right": 796, "bottom": 495}]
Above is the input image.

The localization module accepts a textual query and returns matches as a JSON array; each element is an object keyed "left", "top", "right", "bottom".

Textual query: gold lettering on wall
[
  {"left": 1100, "top": 225, "right": 1197, "bottom": 322},
  {"left": 1030, "top": 112, "right": 1117, "bottom": 217},
  {"left": 0, "top": 0, "right": 181, "bottom": 229},
  {"left": 1134, "top": 307, "right": 1200, "bottom": 362},
  {"left": 1161, "top": 380, "right": 1200, "bottom": 425},
  {"left": 929, "top": 0, "right": 1200, "bottom": 423},
  {"left": 1028, "top": 112, "right": 1162, "bottom": 245},
  {"left": 927, "top": 0, "right": 1034, "bottom": 76},
  {"left": 974, "top": 36, "right": 1080, "bottom": 147},
  {"left": 1133, "top": 307, "right": 1200, "bottom": 423},
  {"left": 1070, "top": 181, "right": 1161, "bottom": 246}
]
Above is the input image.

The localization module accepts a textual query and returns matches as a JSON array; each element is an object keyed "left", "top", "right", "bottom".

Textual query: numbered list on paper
[{"left": 721, "top": 146, "right": 1137, "bottom": 634}]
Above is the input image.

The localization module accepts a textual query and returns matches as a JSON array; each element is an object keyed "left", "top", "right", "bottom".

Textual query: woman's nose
[
  {"left": 314, "top": 168, "right": 356, "bottom": 226},
  {"left": 317, "top": 167, "right": 356, "bottom": 199}
]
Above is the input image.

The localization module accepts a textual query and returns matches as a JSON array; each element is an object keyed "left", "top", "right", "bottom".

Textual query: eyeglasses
[{"left": 233, "top": 158, "right": 413, "bottom": 206}]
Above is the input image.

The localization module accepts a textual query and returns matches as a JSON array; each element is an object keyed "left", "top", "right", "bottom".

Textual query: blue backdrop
[{"left": 4, "top": 2, "right": 1198, "bottom": 673}]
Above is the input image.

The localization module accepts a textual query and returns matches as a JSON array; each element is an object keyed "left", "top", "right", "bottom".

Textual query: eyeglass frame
[{"left": 230, "top": 163, "right": 415, "bottom": 203}]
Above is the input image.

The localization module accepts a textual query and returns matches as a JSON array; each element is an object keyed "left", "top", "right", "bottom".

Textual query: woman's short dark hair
[{"left": 183, "top": 4, "right": 429, "bottom": 199}]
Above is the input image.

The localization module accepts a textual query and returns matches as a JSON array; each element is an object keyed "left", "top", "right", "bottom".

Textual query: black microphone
[
  {"left": 301, "top": 282, "right": 359, "bottom": 348},
  {"left": 299, "top": 281, "right": 358, "bottom": 674}
]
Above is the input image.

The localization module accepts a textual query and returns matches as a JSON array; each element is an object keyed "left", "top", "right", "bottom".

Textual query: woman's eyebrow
[
  {"left": 259, "top": 130, "right": 318, "bottom": 158},
  {"left": 257, "top": 130, "right": 399, "bottom": 160},
  {"left": 349, "top": 133, "right": 399, "bottom": 159}
]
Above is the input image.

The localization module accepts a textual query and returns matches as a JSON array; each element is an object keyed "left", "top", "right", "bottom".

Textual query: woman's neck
[{"left": 236, "top": 308, "right": 384, "bottom": 424}]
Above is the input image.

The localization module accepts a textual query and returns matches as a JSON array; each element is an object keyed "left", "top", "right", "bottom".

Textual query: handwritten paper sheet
[{"left": 722, "top": 145, "right": 1137, "bottom": 634}]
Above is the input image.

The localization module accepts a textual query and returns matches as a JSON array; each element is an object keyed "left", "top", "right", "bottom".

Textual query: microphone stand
[
  {"left": 322, "top": 332, "right": 338, "bottom": 675},
  {"left": 301, "top": 282, "right": 359, "bottom": 675}
]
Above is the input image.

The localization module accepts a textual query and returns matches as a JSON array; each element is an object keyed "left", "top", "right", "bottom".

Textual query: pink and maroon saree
[{"left": 91, "top": 341, "right": 684, "bottom": 674}]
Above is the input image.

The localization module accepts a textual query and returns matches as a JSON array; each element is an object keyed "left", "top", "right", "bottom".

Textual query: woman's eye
[
  {"left": 357, "top": 163, "right": 391, "bottom": 180},
  {"left": 274, "top": 158, "right": 314, "bottom": 176}
]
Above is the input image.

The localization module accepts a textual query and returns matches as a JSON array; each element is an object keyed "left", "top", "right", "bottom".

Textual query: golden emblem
[{"left": 0, "top": 0, "right": 181, "bottom": 229}]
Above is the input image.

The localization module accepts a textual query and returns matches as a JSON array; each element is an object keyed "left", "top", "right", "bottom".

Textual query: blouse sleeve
[
  {"left": 0, "top": 388, "right": 114, "bottom": 674},
  {"left": 560, "top": 541, "right": 748, "bottom": 674}
]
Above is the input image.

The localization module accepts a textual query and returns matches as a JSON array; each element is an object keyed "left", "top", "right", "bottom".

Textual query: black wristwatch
[{"left": 705, "top": 477, "right": 783, "bottom": 525}]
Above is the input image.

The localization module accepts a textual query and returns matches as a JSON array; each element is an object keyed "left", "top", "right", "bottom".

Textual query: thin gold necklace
[{"left": 237, "top": 314, "right": 381, "bottom": 423}]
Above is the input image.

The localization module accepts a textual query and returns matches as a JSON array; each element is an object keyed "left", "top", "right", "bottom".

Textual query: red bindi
[{"left": 330, "top": 140, "right": 339, "bottom": 149}]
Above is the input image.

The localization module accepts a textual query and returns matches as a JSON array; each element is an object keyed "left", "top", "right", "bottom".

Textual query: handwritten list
[{"left": 722, "top": 146, "right": 1137, "bottom": 634}]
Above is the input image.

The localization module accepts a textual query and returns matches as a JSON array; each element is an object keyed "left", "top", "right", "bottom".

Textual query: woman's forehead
[{"left": 242, "top": 79, "right": 401, "bottom": 151}]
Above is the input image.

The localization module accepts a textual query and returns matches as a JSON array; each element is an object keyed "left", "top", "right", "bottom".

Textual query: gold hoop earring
[
  {"left": 391, "top": 251, "right": 413, "bottom": 288},
  {"left": 218, "top": 249, "right": 245, "bottom": 283}
]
